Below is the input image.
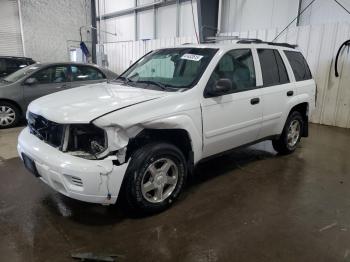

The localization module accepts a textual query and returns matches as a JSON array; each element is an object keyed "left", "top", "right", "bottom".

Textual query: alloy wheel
[
  {"left": 287, "top": 119, "right": 301, "bottom": 148},
  {"left": 0, "top": 106, "right": 16, "bottom": 127},
  {"left": 141, "top": 158, "right": 179, "bottom": 203}
]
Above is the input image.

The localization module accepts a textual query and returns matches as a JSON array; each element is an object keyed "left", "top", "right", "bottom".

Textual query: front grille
[{"left": 27, "top": 112, "right": 65, "bottom": 149}]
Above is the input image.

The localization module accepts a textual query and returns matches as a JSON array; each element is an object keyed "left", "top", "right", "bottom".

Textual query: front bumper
[{"left": 17, "top": 127, "right": 129, "bottom": 205}]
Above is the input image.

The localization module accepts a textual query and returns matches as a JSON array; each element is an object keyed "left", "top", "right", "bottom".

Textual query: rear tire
[
  {"left": 0, "top": 101, "right": 20, "bottom": 129},
  {"left": 121, "top": 142, "right": 187, "bottom": 214},
  {"left": 272, "top": 111, "right": 303, "bottom": 155}
]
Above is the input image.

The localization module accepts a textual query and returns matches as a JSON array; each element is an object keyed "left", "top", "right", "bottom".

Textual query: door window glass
[
  {"left": 258, "top": 49, "right": 289, "bottom": 87},
  {"left": 32, "top": 66, "right": 69, "bottom": 84},
  {"left": 284, "top": 51, "right": 312, "bottom": 81},
  {"left": 71, "top": 65, "right": 105, "bottom": 81},
  {"left": 206, "top": 49, "right": 256, "bottom": 94}
]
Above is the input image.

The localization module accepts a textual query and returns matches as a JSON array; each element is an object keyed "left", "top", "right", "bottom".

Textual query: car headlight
[{"left": 63, "top": 124, "right": 108, "bottom": 160}]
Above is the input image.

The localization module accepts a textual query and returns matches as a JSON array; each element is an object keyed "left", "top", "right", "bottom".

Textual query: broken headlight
[{"left": 63, "top": 124, "right": 108, "bottom": 160}]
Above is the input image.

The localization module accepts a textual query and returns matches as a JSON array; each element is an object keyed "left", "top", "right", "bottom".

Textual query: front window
[
  {"left": 206, "top": 49, "right": 257, "bottom": 95},
  {"left": 32, "top": 65, "right": 69, "bottom": 84},
  {"left": 3, "top": 64, "right": 41, "bottom": 83},
  {"left": 118, "top": 48, "right": 218, "bottom": 90}
]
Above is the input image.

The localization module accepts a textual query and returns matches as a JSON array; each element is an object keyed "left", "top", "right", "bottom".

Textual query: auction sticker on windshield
[{"left": 181, "top": 54, "right": 203, "bottom": 61}]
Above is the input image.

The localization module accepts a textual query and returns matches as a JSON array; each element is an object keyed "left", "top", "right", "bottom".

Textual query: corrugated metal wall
[
  {"left": 220, "top": 0, "right": 299, "bottom": 32},
  {"left": 104, "top": 23, "right": 350, "bottom": 128},
  {"left": 0, "top": 0, "right": 24, "bottom": 56}
]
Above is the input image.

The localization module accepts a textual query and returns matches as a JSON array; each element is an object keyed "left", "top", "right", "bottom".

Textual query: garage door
[{"left": 0, "top": 0, "right": 24, "bottom": 56}]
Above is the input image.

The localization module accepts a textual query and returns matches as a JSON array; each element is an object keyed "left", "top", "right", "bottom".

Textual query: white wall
[
  {"left": 299, "top": 0, "right": 350, "bottom": 26},
  {"left": 157, "top": 4, "right": 177, "bottom": 38},
  {"left": 220, "top": 0, "right": 299, "bottom": 32},
  {"left": 0, "top": 0, "right": 24, "bottom": 56},
  {"left": 99, "top": 13, "right": 135, "bottom": 42},
  {"left": 100, "top": 0, "right": 134, "bottom": 13},
  {"left": 97, "top": 0, "right": 198, "bottom": 41},
  {"left": 138, "top": 9, "right": 154, "bottom": 40},
  {"left": 20, "top": 0, "right": 91, "bottom": 62},
  {"left": 179, "top": 0, "right": 198, "bottom": 37}
]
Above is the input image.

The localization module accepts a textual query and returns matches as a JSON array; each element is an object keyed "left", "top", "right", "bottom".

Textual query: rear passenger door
[
  {"left": 284, "top": 50, "right": 315, "bottom": 110},
  {"left": 69, "top": 65, "right": 106, "bottom": 88},
  {"left": 257, "top": 48, "right": 295, "bottom": 138}
]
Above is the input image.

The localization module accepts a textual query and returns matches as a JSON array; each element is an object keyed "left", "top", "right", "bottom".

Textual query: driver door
[
  {"left": 201, "top": 48, "right": 263, "bottom": 158},
  {"left": 23, "top": 65, "right": 70, "bottom": 109}
]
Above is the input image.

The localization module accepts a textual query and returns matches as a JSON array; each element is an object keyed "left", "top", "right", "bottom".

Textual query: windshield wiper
[
  {"left": 115, "top": 76, "right": 133, "bottom": 85},
  {"left": 136, "top": 80, "right": 168, "bottom": 91}
]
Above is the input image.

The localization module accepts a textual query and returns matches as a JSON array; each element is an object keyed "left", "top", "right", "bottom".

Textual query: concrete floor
[{"left": 1, "top": 124, "right": 350, "bottom": 262}]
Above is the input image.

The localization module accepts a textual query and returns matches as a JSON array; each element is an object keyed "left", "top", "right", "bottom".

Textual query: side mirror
[
  {"left": 207, "top": 78, "right": 233, "bottom": 97},
  {"left": 24, "top": 77, "right": 37, "bottom": 86}
]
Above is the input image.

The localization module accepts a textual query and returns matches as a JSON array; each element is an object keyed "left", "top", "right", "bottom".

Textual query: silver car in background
[{"left": 0, "top": 62, "right": 117, "bottom": 128}]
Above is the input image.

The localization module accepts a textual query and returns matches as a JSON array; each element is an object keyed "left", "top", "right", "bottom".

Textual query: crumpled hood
[{"left": 28, "top": 82, "right": 168, "bottom": 123}]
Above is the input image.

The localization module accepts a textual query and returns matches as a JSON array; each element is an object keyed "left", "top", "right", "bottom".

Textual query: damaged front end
[{"left": 28, "top": 112, "right": 129, "bottom": 162}]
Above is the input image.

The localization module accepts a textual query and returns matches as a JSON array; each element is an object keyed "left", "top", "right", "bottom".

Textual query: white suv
[{"left": 18, "top": 40, "right": 316, "bottom": 214}]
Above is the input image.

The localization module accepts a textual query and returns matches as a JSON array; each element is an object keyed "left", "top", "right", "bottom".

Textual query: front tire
[
  {"left": 0, "top": 102, "right": 20, "bottom": 129},
  {"left": 272, "top": 111, "right": 303, "bottom": 155},
  {"left": 121, "top": 142, "right": 187, "bottom": 214}
]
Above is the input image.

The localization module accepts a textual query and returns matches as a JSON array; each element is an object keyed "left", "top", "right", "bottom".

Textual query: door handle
[
  {"left": 250, "top": 98, "right": 260, "bottom": 105},
  {"left": 287, "top": 90, "right": 294, "bottom": 96}
]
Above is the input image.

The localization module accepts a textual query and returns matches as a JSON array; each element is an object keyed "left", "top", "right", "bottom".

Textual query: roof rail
[
  {"left": 204, "top": 35, "right": 240, "bottom": 43},
  {"left": 267, "top": 42, "right": 297, "bottom": 49},
  {"left": 236, "top": 39, "right": 264, "bottom": 44},
  {"left": 204, "top": 36, "right": 297, "bottom": 49}
]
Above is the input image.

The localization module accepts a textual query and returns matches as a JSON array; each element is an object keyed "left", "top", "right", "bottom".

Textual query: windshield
[
  {"left": 3, "top": 64, "right": 41, "bottom": 83},
  {"left": 118, "top": 48, "right": 218, "bottom": 90}
]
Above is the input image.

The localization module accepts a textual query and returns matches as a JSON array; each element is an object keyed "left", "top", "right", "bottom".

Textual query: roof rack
[
  {"left": 236, "top": 38, "right": 264, "bottom": 44},
  {"left": 238, "top": 39, "right": 297, "bottom": 49},
  {"left": 204, "top": 36, "right": 297, "bottom": 49},
  {"left": 205, "top": 35, "right": 240, "bottom": 42},
  {"left": 267, "top": 42, "right": 297, "bottom": 49}
]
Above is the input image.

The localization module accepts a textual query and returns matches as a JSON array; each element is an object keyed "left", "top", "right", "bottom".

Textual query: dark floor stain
[{"left": 0, "top": 124, "right": 350, "bottom": 261}]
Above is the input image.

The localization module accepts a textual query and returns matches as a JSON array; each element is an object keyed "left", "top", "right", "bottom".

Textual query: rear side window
[
  {"left": 284, "top": 51, "right": 312, "bottom": 81},
  {"left": 258, "top": 49, "right": 289, "bottom": 87}
]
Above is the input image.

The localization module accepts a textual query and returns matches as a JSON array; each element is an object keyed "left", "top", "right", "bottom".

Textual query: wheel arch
[
  {"left": 287, "top": 102, "right": 309, "bottom": 137},
  {"left": 126, "top": 128, "right": 195, "bottom": 174}
]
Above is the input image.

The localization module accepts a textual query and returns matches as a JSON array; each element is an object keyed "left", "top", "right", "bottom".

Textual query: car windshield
[
  {"left": 3, "top": 64, "right": 41, "bottom": 83},
  {"left": 117, "top": 48, "right": 218, "bottom": 90}
]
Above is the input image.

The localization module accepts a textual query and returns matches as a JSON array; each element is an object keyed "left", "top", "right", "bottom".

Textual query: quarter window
[
  {"left": 206, "top": 49, "right": 256, "bottom": 94},
  {"left": 71, "top": 65, "right": 105, "bottom": 81},
  {"left": 32, "top": 66, "right": 69, "bottom": 84},
  {"left": 258, "top": 49, "right": 289, "bottom": 87},
  {"left": 284, "top": 51, "right": 312, "bottom": 81}
]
